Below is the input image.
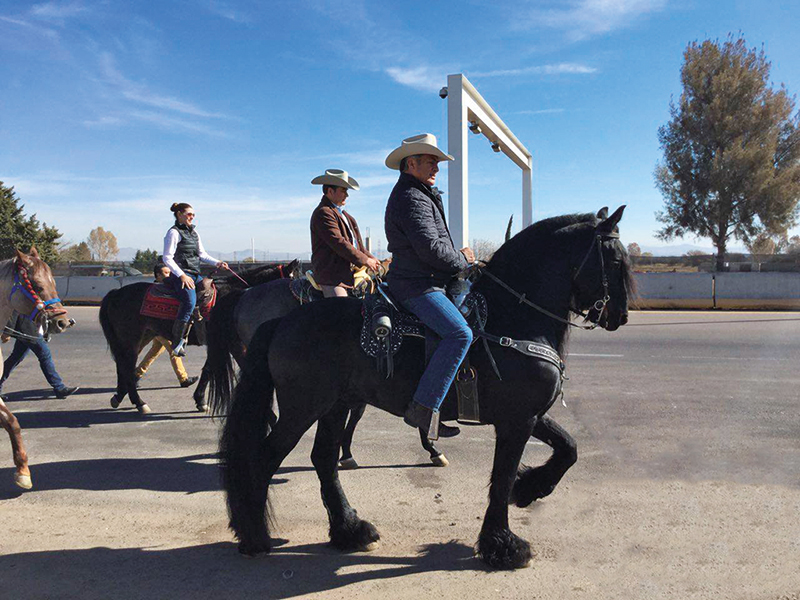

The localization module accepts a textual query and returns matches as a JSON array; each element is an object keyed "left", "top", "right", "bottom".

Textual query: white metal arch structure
[{"left": 445, "top": 73, "right": 533, "bottom": 248}]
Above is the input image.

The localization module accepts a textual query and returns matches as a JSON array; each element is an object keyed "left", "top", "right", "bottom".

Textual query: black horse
[
  {"left": 214, "top": 207, "right": 633, "bottom": 569},
  {"left": 99, "top": 261, "right": 298, "bottom": 414},
  {"left": 205, "top": 276, "right": 451, "bottom": 469}
]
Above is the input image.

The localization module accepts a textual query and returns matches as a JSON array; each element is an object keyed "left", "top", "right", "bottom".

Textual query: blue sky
[{"left": 1, "top": 0, "right": 798, "bottom": 258}]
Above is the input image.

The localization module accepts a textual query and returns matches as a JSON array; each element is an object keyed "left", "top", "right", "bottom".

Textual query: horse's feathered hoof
[
  {"left": 137, "top": 403, "right": 152, "bottom": 415},
  {"left": 195, "top": 402, "right": 209, "bottom": 413},
  {"left": 338, "top": 457, "right": 359, "bottom": 470},
  {"left": 362, "top": 541, "right": 380, "bottom": 552},
  {"left": 330, "top": 518, "right": 380, "bottom": 552},
  {"left": 14, "top": 472, "right": 32, "bottom": 490},
  {"left": 477, "top": 528, "right": 533, "bottom": 570},
  {"left": 431, "top": 453, "right": 449, "bottom": 467},
  {"left": 110, "top": 394, "right": 122, "bottom": 409},
  {"left": 238, "top": 540, "right": 271, "bottom": 558}
]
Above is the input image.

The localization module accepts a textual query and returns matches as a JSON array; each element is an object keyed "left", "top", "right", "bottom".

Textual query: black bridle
[{"left": 479, "top": 229, "right": 620, "bottom": 331}]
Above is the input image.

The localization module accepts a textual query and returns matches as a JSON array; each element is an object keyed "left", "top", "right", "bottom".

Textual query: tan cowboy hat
[
  {"left": 310, "top": 169, "right": 360, "bottom": 191},
  {"left": 385, "top": 133, "right": 454, "bottom": 170}
]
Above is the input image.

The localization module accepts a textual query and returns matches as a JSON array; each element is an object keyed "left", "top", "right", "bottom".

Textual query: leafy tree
[
  {"left": 132, "top": 249, "right": 159, "bottom": 272},
  {"left": 87, "top": 226, "right": 119, "bottom": 261},
  {"left": 655, "top": 35, "right": 800, "bottom": 271},
  {"left": 59, "top": 242, "right": 92, "bottom": 262},
  {"left": 626, "top": 242, "right": 642, "bottom": 256},
  {"left": 0, "top": 181, "right": 62, "bottom": 263}
]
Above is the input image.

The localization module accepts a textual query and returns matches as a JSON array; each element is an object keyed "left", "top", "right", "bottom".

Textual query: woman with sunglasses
[{"left": 163, "top": 202, "right": 228, "bottom": 356}]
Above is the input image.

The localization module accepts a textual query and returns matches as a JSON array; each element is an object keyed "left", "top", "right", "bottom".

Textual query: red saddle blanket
[{"left": 140, "top": 282, "right": 217, "bottom": 321}]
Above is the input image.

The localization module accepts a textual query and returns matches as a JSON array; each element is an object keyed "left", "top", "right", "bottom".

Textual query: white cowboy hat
[
  {"left": 310, "top": 169, "right": 360, "bottom": 191},
  {"left": 385, "top": 133, "right": 454, "bottom": 170}
]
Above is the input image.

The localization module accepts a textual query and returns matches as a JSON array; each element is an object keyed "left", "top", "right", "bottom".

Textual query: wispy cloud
[
  {"left": 385, "top": 66, "right": 447, "bottom": 92},
  {"left": 83, "top": 115, "right": 123, "bottom": 127},
  {"left": 515, "top": 0, "right": 667, "bottom": 41},
  {"left": 129, "top": 111, "right": 229, "bottom": 137},
  {"left": 98, "top": 52, "right": 226, "bottom": 119},
  {"left": 472, "top": 63, "right": 597, "bottom": 77},
  {"left": 306, "top": 149, "right": 393, "bottom": 168},
  {"left": 30, "top": 1, "right": 89, "bottom": 20},
  {"left": 205, "top": 1, "right": 252, "bottom": 24},
  {"left": 0, "top": 14, "right": 60, "bottom": 40}
]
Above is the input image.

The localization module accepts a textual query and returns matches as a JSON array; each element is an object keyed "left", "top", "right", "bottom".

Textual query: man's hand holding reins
[{"left": 461, "top": 247, "right": 475, "bottom": 263}]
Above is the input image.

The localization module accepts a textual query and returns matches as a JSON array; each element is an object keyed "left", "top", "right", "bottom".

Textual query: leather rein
[{"left": 479, "top": 229, "right": 620, "bottom": 332}]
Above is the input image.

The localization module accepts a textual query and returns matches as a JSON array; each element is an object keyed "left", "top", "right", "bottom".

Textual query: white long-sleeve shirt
[{"left": 163, "top": 227, "right": 221, "bottom": 278}]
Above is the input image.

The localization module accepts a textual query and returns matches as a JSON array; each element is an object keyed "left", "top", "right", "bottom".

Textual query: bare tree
[
  {"left": 87, "top": 227, "right": 119, "bottom": 261},
  {"left": 472, "top": 239, "right": 500, "bottom": 262},
  {"left": 626, "top": 243, "right": 642, "bottom": 256}
]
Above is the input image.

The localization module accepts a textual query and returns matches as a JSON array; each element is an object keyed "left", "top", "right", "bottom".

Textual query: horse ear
[
  {"left": 598, "top": 205, "right": 626, "bottom": 232},
  {"left": 29, "top": 245, "right": 40, "bottom": 259},
  {"left": 15, "top": 249, "right": 33, "bottom": 267},
  {"left": 596, "top": 207, "right": 609, "bottom": 220}
]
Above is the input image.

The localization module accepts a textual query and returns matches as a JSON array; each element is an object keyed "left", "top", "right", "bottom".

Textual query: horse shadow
[
  {"left": 0, "top": 454, "right": 314, "bottom": 499},
  {"left": 13, "top": 407, "right": 210, "bottom": 430},
  {"left": 0, "top": 540, "right": 485, "bottom": 599}
]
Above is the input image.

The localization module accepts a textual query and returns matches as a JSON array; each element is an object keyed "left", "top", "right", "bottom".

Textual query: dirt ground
[{"left": 1, "top": 308, "right": 799, "bottom": 599}]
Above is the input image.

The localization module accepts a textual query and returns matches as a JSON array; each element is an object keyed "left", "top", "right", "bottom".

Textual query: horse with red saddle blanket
[{"left": 99, "top": 260, "right": 298, "bottom": 415}]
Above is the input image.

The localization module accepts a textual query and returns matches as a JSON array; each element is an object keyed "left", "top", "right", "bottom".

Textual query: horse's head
[
  {"left": 284, "top": 258, "right": 302, "bottom": 279},
  {"left": 570, "top": 206, "right": 632, "bottom": 331},
  {"left": 12, "top": 247, "right": 73, "bottom": 334}
]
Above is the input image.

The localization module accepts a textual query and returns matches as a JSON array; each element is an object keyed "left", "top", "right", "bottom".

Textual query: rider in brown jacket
[{"left": 310, "top": 169, "right": 381, "bottom": 297}]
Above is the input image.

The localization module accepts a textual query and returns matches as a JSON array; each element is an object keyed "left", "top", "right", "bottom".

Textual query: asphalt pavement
[{"left": 1, "top": 308, "right": 798, "bottom": 600}]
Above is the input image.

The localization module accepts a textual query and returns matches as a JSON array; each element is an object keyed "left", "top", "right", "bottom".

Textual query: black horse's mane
[{"left": 488, "top": 212, "right": 599, "bottom": 268}]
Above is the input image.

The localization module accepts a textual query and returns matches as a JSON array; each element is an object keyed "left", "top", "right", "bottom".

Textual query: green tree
[
  {"left": 59, "top": 241, "right": 92, "bottom": 262},
  {"left": 132, "top": 249, "right": 159, "bottom": 272},
  {"left": 0, "top": 181, "right": 62, "bottom": 263},
  {"left": 87, "top": 226, "right": 119, "bottom": 261},
  {"left": 655, "top": 35, "right": 800, "bottom": 271}
]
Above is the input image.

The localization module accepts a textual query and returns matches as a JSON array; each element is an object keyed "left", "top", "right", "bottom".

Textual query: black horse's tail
[
  {"left": 206, "top": 288, "right": 246, "bottom": 416},
  {"left": 99, "top": 288, "right": 124, "bottom": 362},
  {"left": 219, "top": 317, "right": 282, "bottom": 553}
]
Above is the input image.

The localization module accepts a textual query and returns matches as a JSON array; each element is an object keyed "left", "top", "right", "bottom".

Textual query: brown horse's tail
[
  {"left": 219, "top": 316, "right": 282, "bottom": 553},
  {"left": 206, "top": 288, "right": 246, "bottom": 416},
  {"left": 99, "top": 288, "right": 124, "bottom": 362}
]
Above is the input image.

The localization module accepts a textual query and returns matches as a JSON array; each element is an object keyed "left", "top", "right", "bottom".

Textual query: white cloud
[
  {"left": 385, "top": 66, "right": 447, "bottom": 92},
  {"left": 517, "top": 0, "right": 667, "bottom": 41},
  {"left": 206, "top": 1, "right": 252, "bottom": 24},
  {"left": 30, "top": 1, "right": 88, "bottom": 20},
  {"left": 129, "top": 111, "right": 229, "bottom": 137},
  {"left": 98, "top": 52, "right": 226, "bottom": 119},
  {"left": 83, "top": 115, "right": 123, "bottom": 127},
  {"left": 472, "top": 63, "right": 597, "bottom": 77}
]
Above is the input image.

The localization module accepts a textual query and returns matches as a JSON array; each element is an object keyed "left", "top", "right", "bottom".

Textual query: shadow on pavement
[
  {"left": 14, "top": 408, "right": 208, "bottom": 429},
  {"left": 0, "top": 539, "right": 483, "bottom": 599}
]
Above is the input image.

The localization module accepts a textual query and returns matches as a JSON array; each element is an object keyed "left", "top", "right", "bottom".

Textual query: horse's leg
[
  {"left": 110, "top": 360, "right": 128, "bottom": 409},
  {"left": 338, "top": 403, "right": 365, "bottom": 470},
  {"left": 193, "top": 367, "right": 209, "bottom": 412},
  {"left": 477, "top": 419, "right": 535, "bottom": 569},
  {"left": 312, "top": 401, "right": 380, "bottom": 551},
  {"left": 418, "top": 427, "right": 449, "bottom": 467},
  {"left": 0, "top": 397, "right": 31, "bottom": 489},
  {"left": 120, "top": 347, "right": 151, "bottom": 415},
  {"left": 227, "top": 408, "right": 317, "bottom": 556},
  {"left": 511, "top": 414, "right": 577, "bottom": 508}
]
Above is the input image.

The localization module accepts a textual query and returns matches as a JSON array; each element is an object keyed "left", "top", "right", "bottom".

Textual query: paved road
[{"left": 1, "top": 308, "right": 798, "bottom": 600}]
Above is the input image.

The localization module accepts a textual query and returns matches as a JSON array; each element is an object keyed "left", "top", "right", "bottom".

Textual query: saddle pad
[
  {"left": 290, "top": 278, "right": 325, "bottom": 304},
  {"left": 140, "top": 283, "right": 217, "bottom": 321}
]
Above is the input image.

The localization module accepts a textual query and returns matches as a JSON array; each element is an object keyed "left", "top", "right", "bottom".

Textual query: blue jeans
[
  {"left": 1, "top": 335, "right": 65, "bottom": 391},
  {"left": 402, "top": 290, "right": 473, "bottom": 412},
  {"left": 166, "top": 273, "right": 203, "bottom": 322}
]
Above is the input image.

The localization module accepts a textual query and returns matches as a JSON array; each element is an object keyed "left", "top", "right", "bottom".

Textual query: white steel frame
[{"left": 445, "top": 73, "right": 533, "bottom": 248}]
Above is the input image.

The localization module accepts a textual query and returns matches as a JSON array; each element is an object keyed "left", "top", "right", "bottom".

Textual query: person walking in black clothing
[{"left": 0, "top": 314, "right": 79, "bottom": 398}]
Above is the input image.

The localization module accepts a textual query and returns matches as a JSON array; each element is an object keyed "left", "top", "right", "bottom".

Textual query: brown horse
[{"left": 0, "top": 248, "right": 72, "bottom": 490}]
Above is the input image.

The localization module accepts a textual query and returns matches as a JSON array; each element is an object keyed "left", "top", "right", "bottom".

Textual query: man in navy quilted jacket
[{"left": 384, "top": 133, "right": 475, "bottom": 441}]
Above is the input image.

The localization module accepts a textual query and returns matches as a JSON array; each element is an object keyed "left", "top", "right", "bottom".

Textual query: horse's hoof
[
  {"left": 110, "top": 394, "right": 121, "bottom": 409},
  {"left": 431, "top": 453, "right": 449, "bottom": 467},
  {"left": 137, "top": 403, "right": 152, "bottom": 415},
  {"left": 195, "top": 402, "right": 209, "bottom": 413},
  {"left": 362, "top": 541, "right": 380, "bottom": 552},
  {"left": 339, "top": 457, "right": 359, "bottom": 470},
  {"left": 14, "top": 473, "right": 32, "bottom": 490}
]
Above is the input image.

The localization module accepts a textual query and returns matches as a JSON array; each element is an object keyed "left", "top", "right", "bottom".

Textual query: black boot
[
  {"left": 404, "top": 401, "right": 460, "bottom": 441},
  {"left": 171, "top": 321, "right": 190, "bottom": 357}
]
